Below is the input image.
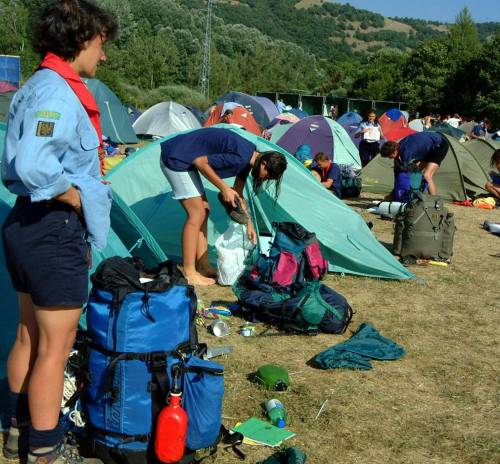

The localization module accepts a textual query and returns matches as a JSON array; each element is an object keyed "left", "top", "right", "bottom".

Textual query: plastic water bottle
[
  {"left": 155, "top": 391, "right": 188, "bottom": 463},
  {"left": 266, "top": 399, "right": 287, "bottom": 428}
]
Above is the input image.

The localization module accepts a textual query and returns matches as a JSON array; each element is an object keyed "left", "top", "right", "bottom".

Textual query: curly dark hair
[{"left": 32, "top": 0, "right": 118, "bottom": 60}]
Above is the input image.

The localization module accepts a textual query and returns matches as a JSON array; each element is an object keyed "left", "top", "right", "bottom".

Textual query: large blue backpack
[{"left": 85, "top": 257, "right": 224, "bottom": 464}]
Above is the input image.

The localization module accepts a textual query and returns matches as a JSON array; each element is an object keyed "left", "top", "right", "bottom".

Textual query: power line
[{"left": 199, "top": 0, "right": 213, "bottom": 98}]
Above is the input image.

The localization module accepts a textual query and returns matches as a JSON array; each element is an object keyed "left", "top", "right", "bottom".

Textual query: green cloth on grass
[{"left": 313, "top": 323, "right": 405, "bottom": 370}]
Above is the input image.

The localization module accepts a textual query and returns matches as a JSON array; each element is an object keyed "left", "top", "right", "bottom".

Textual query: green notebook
[{"left": 233, "top": 417, "right": 295, "bottom": 447}]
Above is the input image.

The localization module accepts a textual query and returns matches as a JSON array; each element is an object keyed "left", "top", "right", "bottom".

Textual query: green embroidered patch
[{"left": 35, "top": 111, "right": 61, "bottom": 120}]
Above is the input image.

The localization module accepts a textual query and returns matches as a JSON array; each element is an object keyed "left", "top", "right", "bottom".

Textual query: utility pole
[{"left": 199, "top": 0, "right": 213, "bottom": 99}]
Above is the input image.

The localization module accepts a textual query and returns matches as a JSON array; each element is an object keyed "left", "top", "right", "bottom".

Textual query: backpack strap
[
  {"left": 87, "top": 340, "right": 173, "bottom": 402},
  {"left": 89, "top": 424, "right": 151, "bottom": 444},
  {"left": 220, "top": 425, "right": 245, "bottom": 460}
]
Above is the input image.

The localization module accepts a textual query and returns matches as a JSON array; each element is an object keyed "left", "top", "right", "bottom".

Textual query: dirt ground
[{"left": 2, "top": 193, "right": 499, "bottom": 464}]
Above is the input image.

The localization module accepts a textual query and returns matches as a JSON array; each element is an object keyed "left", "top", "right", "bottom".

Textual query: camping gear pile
[
  {"left": 0, "top": 94, "right": 421, "bottom": 463},
  {"left": 235, "top": 222, "right": 353, "bottom": 335},
  {"left": 83, "top": 257, "right": 225, "bottom": 464}
]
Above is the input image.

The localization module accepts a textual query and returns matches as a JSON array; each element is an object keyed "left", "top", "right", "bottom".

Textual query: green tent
[
  {"left": 427, "top": 123, "right": 465, "bottom": 140},
  {"left": 361, "top": 134, "right": 490, "bottom": 201},
  {"left": 463, "top": 138, "right": 500, "bottom": 177},
  {"left": 106, "top": 126, "right": 413, "bottom": 280},
  {"left": 84, "top": 79, "right": 138, "bottom": 144}
]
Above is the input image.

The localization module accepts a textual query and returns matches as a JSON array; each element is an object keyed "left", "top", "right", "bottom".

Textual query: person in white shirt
[
  {"left": 355, "top": 110, "right": 384, "bottom": 166},
  {"left": 445, "top": 113, "right": 462, "bottom": 129}
]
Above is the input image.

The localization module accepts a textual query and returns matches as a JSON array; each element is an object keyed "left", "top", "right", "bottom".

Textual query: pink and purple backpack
[{"left": 249, "top": 222, "right": 328, "bottom": 287}]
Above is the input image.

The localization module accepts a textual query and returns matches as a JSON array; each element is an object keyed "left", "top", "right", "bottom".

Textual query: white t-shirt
[
  {"left": 447, "top": 118, "right": 461, "bottom": 128},
  {"left": 358, "top": 121, "right": 381, "bottom": 142}
]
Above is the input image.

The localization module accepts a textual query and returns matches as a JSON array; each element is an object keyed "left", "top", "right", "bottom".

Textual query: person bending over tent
[
  {"left": 485, "top": 149, "right": 500, "bottom": 199},
  {"left": 355, "top": 110, "right": 384, "bottom": 166},
  {"left": 160, "top": 127, "right": 287, "bottom": 286},
  {"left": 380, "top": 132, "right": 448, "bottom": 196},
  {"left": 311, "top": 152, "right": 342, "bottom": 198}
]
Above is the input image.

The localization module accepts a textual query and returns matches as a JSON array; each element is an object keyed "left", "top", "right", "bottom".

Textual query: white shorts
[{"left": 161, "top": 161, "right": 205, "bottom": 200}]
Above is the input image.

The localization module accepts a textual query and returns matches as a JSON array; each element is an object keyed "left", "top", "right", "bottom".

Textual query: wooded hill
[{"left": 0, "top": 0, "right": 498, "bottom": 124}]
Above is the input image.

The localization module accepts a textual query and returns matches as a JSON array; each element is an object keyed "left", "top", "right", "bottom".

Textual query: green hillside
[{"left": 0, "top": 0, "right": 498, "bottom": 124}]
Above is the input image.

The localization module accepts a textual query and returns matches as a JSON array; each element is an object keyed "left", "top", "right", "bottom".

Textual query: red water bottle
[{"left": 155, "top": 389, "right": 188, "bottom": 463}]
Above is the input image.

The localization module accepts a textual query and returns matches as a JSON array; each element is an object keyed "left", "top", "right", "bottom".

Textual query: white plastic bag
[{"left": 215, "top": 223, "right": 255, "bottom": 286}]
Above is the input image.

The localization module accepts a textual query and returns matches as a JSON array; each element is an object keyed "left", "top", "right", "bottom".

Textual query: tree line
[{"left": 0, "top": 0, "right": 498, "bottom": 126}]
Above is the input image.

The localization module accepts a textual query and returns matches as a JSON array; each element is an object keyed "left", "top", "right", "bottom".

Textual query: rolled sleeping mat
[{"left": 368, "top": 201, "right": 406, "bottom": 217}]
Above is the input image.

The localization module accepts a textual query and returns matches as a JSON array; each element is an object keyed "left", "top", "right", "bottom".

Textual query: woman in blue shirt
[
  {"left": 1, "top": 2, "right": 117, "bottom": 463},
  {"left": 161, "top": 127, "right": 287, "bottom": 286},
  {"left": 355, "top": 110, "right": 384, "bottom": 166}
]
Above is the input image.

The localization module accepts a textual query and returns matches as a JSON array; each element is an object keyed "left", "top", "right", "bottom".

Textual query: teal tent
[
  {"left": 84, "top": 79, "right": 138, "bottom": 144},
  {"left": 0, "top": 122, "right": 6, "bottom": 149},
  {"left": 106, "top": 126, "right": 413, "bottom": 281}
]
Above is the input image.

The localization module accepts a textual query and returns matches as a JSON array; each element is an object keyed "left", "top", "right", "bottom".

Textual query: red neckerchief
[
  {"left": 39, "top": 52, "right": 104, "bottom": 174},
  {"left": 319, "top": 161, "right": 332, "bottom": 182}
]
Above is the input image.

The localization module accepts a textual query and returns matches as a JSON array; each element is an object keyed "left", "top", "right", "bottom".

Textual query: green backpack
[{"left": 393, "top": 192, "right": 456, "bottom": 260}]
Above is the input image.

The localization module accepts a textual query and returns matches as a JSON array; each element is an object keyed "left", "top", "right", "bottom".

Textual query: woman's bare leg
[
  {"left": 28, "top": 306, "right": 81, "bottom": 430},
  {"left": 180, "top": 196, "right": 216, "bottom": 285}
]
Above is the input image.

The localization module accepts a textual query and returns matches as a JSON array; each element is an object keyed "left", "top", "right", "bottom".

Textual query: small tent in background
[
  {"left": 379, "top": 109, "right": 408, "bottom": 138},
  {"left": 267, "top": 112, "right": 301, "bottom": 129},
  {"left": 125, "top": 103, "right": 142, "bottom": 124},
  {"left": 106, "top": 126, "right": 412, "bottom": 280},
  {"left": 459, "top": 121, "right": 476, "bottom": 136},
  {"left": 409, "top": 119, "right": 424, "bottom": 132},
  {"left": 427, "top": 122, "right": 466, "bottom": 140},
  {"left": 185, "top": 105, "right": 205, "bottom": 125},
  {"left": 337, "top": 112, "right": 364, "bottom": 149},
  {"left": 216, "top": 91, "right": 279, "bottom": 128},
  {"left": 361, "top": 134, "right": 490, "bottom": 201},
  {"left": 289, "top": 108, "right": 308, "bottom": 119},
  {"left": 384, "top": 126, "right": 417, "bottom": 142},
  {"left": 133, "top": 101, "right": 201, "bottom": 138},
  {"left": 204, "top": 104, "right": 261, "bottom": 135},
  {"left": 84, "top": 79, "right": 138, "bottom": 144},
  {"left": 273, "top": 115, "right": 361, "bottom": 167},
  {"left": 337, "top": 112, "right": 363, "bottom": 127}
]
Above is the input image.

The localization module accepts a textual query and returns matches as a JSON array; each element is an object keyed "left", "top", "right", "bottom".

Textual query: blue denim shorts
[{"left": 2, "top": 196, "right": 89, "bottom": 307}]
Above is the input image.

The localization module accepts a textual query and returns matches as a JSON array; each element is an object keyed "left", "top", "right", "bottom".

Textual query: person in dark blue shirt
[
  {"left": 161, "top": 127, "right": 287, "bottom": 285},
  {"left": 311, "top": 152, "right": 342, "bottom": 198},
  {"left": 380, "top": 132, "right": 448, "bottom": 195}
]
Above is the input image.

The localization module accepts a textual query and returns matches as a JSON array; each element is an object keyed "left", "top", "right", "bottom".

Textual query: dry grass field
[{"left": 1, "top": 193, "right": 499, "bottom": 464}]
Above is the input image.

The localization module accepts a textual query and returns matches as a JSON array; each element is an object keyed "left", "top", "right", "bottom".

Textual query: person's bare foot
[
  {"left": 197, "top": 264, "right": 217, "bottom": 278},
  {"left": 185, "top": 271, "right": 216, "bottom": 286}
]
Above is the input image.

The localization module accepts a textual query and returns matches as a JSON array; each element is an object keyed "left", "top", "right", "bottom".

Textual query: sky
[{"left": 330, "top": 0, "right": 500, "bottom": 23}]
